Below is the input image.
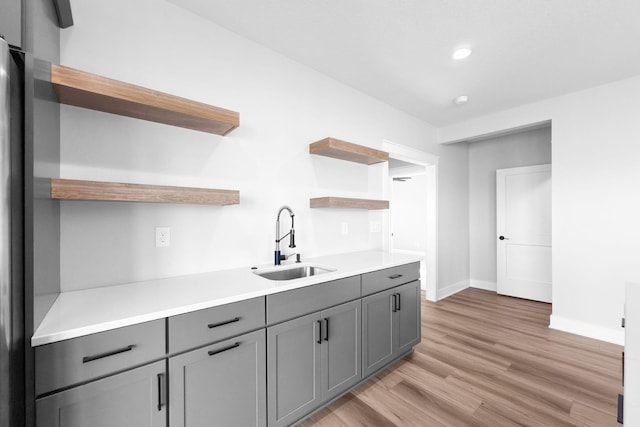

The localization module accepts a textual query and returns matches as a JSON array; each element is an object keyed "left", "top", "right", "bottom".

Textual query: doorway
[{"left": 382, "top": 141, "right": 438, "bottom": 302}]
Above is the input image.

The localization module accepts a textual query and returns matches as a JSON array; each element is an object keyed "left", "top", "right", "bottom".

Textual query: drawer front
[
  {"left": 35, "top": 319, "right": 165, "bottom": 396},
  {"left": 361, "top": 262, "right": 420, "bottom": 296},
  {"left": 267, "top": 275, "right": 360, "bottom": 325},
  {"left": 169, "top": 297, "right": 265, "bottom": 354}
]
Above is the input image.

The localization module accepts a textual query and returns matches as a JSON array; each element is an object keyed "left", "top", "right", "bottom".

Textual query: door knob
[{"left": 499, "top": 236, "right": 509, "bottom": 240}]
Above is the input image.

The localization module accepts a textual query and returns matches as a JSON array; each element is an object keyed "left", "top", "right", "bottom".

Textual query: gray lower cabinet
[
  {"left": 33, "top": 263, "right": 420, "bottom": 427},
  {"left": 362, "top": 288, "right": 395, "bottom": 376},
  {"left": 169, "top": 329, "right": 266, "bottom": 427},
  {"left": 267, "top": 300, "right": 361, "bottom": 427},
  {"left": 321, "top": 300, "right": 361, "bottom": 401},
  {"left": 36, "top": 360, "right": 167, "bottom": 427},
  {"left": 396, "top": 280, "right": 421, "bottom": 355},
  {"left": 362, "top": 280, "right": 421, "bottom": 377},
  {"left": 267, "top": 311, "right": 322, "bottom": 427}
]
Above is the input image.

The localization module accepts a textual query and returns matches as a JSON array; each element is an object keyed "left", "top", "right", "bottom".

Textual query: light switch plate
[{"left": 341, "top": 222, "right": 349, "bottom": 235}]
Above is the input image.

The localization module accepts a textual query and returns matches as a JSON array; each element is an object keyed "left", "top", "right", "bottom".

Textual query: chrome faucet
[{"left": 274, "top": 205, "right": 296, "bottom": 265}]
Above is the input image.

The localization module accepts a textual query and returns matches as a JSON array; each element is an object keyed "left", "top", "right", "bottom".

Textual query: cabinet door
[
  {"left": 169, "top": 329, "right": 266, "bottom": 427},
  {"left": 267, "top": 312, "right": 322, "bottom": 427},
  {"left": 362, "top": 288, "right": 395, "bottom": 377},
  {"left": 321, "top": 300, "right": 361, "bottom": 401},
  {"left": 396, "top": 280, "right": 421, "bottom": 355},
  {"left": 36, "top": 361, "right": 166, "bottom": 427}
]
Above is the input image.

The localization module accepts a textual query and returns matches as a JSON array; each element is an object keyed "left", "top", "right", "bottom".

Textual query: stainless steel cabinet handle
[
  {"left": 208, "top": 317, "right": 241, "bottom": 329},
  {"left": 396, "top": 293, "right": 401, "bottom": 311},
  {"left": 324, "top": 318, "right": 329, "bottom": 342},
  {"left": 391, "top": 294, "right": 397, "bottom": 312},
  {"left": 157, "top": 373, "right": 164, "bottom": 411},
  {"left": 317, "top": 320, "right": 322, "bottom": 344},
  {"left": 389, "top": 274, "right": 403, "bottom": 279},
  {"left": 82, "top": 345, "right": 135, "bottom": 363},
  {"left": 208, "top": 342, "right": 240, "bottom": 356}
]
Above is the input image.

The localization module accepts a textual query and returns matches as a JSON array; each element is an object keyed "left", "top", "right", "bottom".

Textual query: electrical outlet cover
[{"left": 155, "top": 226, "right": 170, "bottom": 247}]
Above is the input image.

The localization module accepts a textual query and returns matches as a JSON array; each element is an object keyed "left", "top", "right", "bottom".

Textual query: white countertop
[{"left": 32, "top": 250, "right": 422, "bottom": 346}]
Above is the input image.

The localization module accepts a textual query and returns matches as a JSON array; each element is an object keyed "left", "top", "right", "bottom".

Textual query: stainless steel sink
[{"left": 253, "top": 264, "right": 336, "bottom": 281}]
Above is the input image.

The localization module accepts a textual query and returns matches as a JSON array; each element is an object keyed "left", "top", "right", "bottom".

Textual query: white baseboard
[
  {"left": 437, "top": 280, "right": 469, "bottom": 300},
  {"left": 549, "top": 315, "right": 625, "bottom": 346},
  {"left": 469, "top": 279, "right": 497, "bottom": 292}
]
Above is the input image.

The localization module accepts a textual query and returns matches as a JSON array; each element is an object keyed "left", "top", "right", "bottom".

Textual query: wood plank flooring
[{"left": 298, "top": 288, "right": 623, "bottom": 426}]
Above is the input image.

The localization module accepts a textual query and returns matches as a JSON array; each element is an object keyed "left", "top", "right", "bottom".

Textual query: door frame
[{"left": 382, "top": 140, "right": 439, "bottom": 302}]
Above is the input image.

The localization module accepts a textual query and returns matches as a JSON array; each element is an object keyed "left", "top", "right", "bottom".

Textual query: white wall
[
  {"left": 469, "top": 127, "right": 552, "bottom": 290},
  {"left": 440, "top": 76, "right": 640, "bottom": 344},
  {"left": 58, "top": 0, "right": 469, "bottom": 292}
]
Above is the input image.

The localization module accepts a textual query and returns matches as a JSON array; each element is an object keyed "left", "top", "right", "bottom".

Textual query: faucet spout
[{"left": 275, "top": 206, "right": 296, "bottom": 265}]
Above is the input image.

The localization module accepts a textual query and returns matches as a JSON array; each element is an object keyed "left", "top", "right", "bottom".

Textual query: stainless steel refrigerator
[{"left": 0, "top": 34, "right": 26, "bottom": 427}]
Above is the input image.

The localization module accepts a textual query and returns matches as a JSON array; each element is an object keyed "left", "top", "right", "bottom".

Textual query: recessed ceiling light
[
  {"left": 453, "top": 47, "right": 472, "bottom": 60},
  {"left": 454, "top": 95, "right": 469, "bottom": 105}
]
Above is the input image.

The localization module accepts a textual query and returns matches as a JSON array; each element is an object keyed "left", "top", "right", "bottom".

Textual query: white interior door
[{"left": 497, "top": 164, "right": 551, "bottom": 303}]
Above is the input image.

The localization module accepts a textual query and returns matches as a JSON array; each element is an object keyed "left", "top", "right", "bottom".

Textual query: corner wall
[{"left": 439, "top": 75, "right": 640, "bottom": 344}]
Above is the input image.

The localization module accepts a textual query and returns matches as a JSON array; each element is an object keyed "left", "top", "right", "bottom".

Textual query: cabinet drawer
[
  {"left": 361, "top": 262, "right": 420, "bottom": 296},
  {"left": 169, "top": 297, "right": 265, "bottom": 354},
  {"left": 35, "top": 319, "right": 165, "bottom": 396},
  {"left": 267, "top": 275, "right": 360, "bottom": 325}
]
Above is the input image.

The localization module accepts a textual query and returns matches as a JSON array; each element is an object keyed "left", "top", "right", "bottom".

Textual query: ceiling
[{"left": 167, "top": 0, "right": 640, "bottom": 126}]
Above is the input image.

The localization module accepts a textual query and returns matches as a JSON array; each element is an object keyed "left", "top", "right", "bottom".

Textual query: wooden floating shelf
[
  {"left": 50, "top": 64, "right": 239, "bottom": 136},
  {"left": 51, "top": 179, "right": 240, "bottom": 205},
  {"left": 310, "top": 197, "right": 389, "bottom": 210},
  {"left": 309, "top": 138, "right": 389, "bottom": 165}
]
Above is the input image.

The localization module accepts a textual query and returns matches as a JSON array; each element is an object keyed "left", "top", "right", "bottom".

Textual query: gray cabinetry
[
  {"left": 35, "top": 321, "right": 167, "bottom": 427},
  {"left": 362, "top": 280, "right": 421, "bottom": 377},
  {"left": 267, "top": 312, "right": 322, "bottom": 427},
  {"left": 396, "top": 280, "right": 421, "bottom": 355},
  {"left": 362, "top": 288, "right": 395, "bottom": 376},
  {"left": 36, "top": 360, "right": 167, "bottom": 427},
  {"left": 35, "top": 319, "right": 165, "bottom": 395},
  {"left": 361, "top": 262, "right": 420, "bottom": 296},
  {"left": 320, "top": 300, "right": 361, "bottom": 401},
  {"left": 267, "top": 300, "right": 362, "bottom": 426},
  {"left": 32, "top": 261, "right": 421, "bottom": 427},
  {"left": 169, "top": 329, "right": 266, "bottom": 427},
  {"left": 266, "top": 275, "right": 360, "bottom": 324},
  {"left": 168, "top": 296, "right": 265, "bottom": 354}
]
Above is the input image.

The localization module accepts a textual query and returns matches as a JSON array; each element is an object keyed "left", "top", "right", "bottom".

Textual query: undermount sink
[{"left": 253, "top": 263, "right": 336, "bottom": 281}]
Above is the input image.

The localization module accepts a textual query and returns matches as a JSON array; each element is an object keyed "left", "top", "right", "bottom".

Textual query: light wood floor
[{"left": 299, "top": 288, "right": 623, "bottom": 426}]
